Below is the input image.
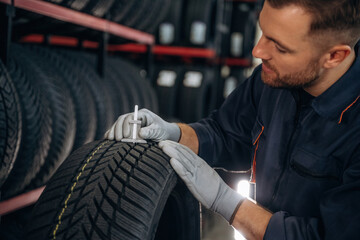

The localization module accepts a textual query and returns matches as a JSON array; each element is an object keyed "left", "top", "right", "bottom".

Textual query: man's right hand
[{"left": 104, "top": 108, "right": 181, "bottom": 142}]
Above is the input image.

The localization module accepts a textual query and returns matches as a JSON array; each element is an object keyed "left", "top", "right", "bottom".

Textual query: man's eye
[{"left": 276, "top": 46, "right": 287, "bottom": 53}]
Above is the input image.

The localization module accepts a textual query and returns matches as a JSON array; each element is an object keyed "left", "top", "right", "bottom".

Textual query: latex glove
[
  {"left": 159, "top": 140, "right": 244, "bottom": 222},
  {"left": 105, "top": 109, "right": 180, "bottom": 142}
]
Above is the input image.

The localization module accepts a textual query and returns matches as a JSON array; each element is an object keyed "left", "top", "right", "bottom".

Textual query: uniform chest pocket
[{"left": 290, "top": 148, "right": 341, "bottom": 181}]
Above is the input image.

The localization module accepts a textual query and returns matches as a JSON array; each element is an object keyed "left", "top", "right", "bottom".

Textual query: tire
[
  {"left": 26, "top": 140, "right": 200, "bottom": 240},
  {"left": 109, "top": 0, "right": 137, "bottom": 23},
  {"left": 0, "top": 60, "right": 22, "bottom": 189},
  {"left": 152, "top": 65, "right": 182, "bottom": 119},
  {"left": 21, "top": 45, "right": 76, "bottom": 190},
  {"left": 82, "top": 0, "right": 116, "bottom": 18},
  {"left": 183, "top": 0, "right": 216, "bottom": 47},
  {"left": 109, "top": 57, "right": 159, "bottom": 113},
  {"left": 131, "top": 60, "right": 160, "bottom": 114},
  {"left": 156, "top": 0, "right": 184, "bottom": 45},
  {"left": 120, "top": 0, "right": 148, "bottom": 28},
  {"left": 177, "top": 67, "right": 217, "bottom": 123},
  {"left": 107, "top": 57, "right": 143, "bottom": 110},
  {"left": 30, "top": 46, "right": 97, "bottom": 152},
  {"left": 65, "top": 50, "right": 115, "bottom": 140},
  {"left": 62, "top": 0, "right": 90, "bottom": 11},
  {"left": 230, "top": 2, "right": 257, "bottom": 58},
  {"left": 3, "top": 46, "right": 53, "bottom": 199},
  {"left": 104, "top": 57, "right": 133, "bottom": 117},
  {"left": 142, "top": 0, "right": 172, "bottom": 34}
]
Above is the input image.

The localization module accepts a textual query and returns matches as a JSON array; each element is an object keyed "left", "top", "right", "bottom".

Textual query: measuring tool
[{"left": 121, "top": 105, "right": 147, "bottom": 144}]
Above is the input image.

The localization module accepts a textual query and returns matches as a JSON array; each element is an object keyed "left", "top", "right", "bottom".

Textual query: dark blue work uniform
[{"left": 190, "top": 43, "right": 360, "bottom": 239}]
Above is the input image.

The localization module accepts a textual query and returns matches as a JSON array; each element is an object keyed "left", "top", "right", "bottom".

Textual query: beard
[{"left": 261, "top": 59, "right": 321, "bottom": 89}]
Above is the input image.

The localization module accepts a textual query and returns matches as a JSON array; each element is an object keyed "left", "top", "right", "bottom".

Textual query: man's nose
[{"left": 252, "top": 35, "right": 271, "bottom": 60}]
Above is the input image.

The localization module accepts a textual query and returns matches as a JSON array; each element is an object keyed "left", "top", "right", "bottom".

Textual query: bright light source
[
  {"left": 234, "top": 180, "right": 250, "bottom": 240},
  {"left": 237, "top": 180, "right": 250, "bottom": 198},
  {"left": 235, "top": 229, "right": 246, "bottom": 240}
]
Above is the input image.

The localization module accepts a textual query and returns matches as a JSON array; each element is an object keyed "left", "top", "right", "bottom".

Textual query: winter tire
[
  {"left": 0, "top": 60, "right": 21, "bottom": 189},
  {"left": 65, "top": 50, "right": 115, "bottom": 140},
  {"left": 3, "top": 45, "right": 53, "bottom": 198},
  {"left": 29, "top": 46, "right": 97, "bottom": 152},
  {"left": 26, "top": 140, "right": 200, "bottom": 240},
  {"left": 7, "top": 44, "right": 76, "bottom": 194}
]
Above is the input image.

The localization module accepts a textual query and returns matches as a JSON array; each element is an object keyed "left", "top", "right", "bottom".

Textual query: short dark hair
[{"left": 266, "top": 0, "right": 360, "bottom": 47}]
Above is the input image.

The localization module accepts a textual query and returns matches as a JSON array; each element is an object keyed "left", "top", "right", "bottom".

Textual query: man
[{"left": 106, "top": 0, "right": 360, "bottom": 239}]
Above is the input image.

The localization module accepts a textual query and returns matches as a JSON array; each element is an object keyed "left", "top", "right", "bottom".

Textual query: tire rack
[
  {"left": 10, "top": 0, "right": 258, "bottom": 66},
  {"left": 0, "top": 0, "right": 259, "bottom": 216},
  {"left": 0, "top": 0, "right": 154, "bottom": 75},
  {"left": 0, "top": 0, "right": 154, "bottom": 216}
]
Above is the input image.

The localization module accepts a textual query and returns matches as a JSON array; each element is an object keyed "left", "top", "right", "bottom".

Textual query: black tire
[
  {"left": 109, "top": 0, "right": 137, "bottom": 23},
  {"left": 152, "top": 65, "right": 182, "bottom": 119},
  {"left": 141, "top": 0, "right": 172, "bottom": 34},
  {"left": 230, "top": 2, "right": 257, "bottom": 58},
  {"left": 82, "top": 0, "right": 116, "bottom": 18},
  {"left": 109, "top": 57, "right": 159, "bottom": 113},
  {"left": 120, "top": 0, "right": 148, "bottom": 28},
  {"left": 3, "top": 46, "right": 53, "bottom": 199},
  {"left": 177, "top": 67, "right": 217, "bottom": 123},
  {"left": 107, "top": 57, "right": 143, "bottom": 110},
  {"left": 62, "top": 0, "right": 90, "bottom": 11},
  {"left": 103, "top": 57, "right": 132, "bottom": 117},
  {"left": 20, "top": 45, "right": 76, "bottom": 190},
  {"left": 26, "top": 140, "right": 200, "bottom": 240},
  {"left": 65, "top": 50, "right": 115, "bottom": 140},
  {"left": 0, "top": 60, "right": 22, "bottom": 189},
  {"left": 30, "top": 46, "right": 97, "bottom": 152},
  {"left": 156, "top": 0, "right": 184, "bottom": 45},
  {"left": 148, "top": 79, "right": 160, "bottom": 115},
  {"left": 183, "top": 0, "right": 215, "bottom": 47}
]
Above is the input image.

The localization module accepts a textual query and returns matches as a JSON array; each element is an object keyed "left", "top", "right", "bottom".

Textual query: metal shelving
[{"left": 0, "top": 0, "right": 156, "bottom": 216}]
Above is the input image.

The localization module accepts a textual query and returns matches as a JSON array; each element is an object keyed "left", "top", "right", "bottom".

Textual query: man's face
[{"left": 252, "top": 1, "right": 324, "bottom": 89}]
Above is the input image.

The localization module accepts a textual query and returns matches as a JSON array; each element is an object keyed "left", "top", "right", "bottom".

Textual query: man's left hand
[{"left": 159, "top": 140, "right": 244, "bottom": 223}]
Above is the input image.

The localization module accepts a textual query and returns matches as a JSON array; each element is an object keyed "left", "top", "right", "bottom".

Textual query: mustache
[{"left": 262, "top": 60, "right": 277, "bottom": 72}]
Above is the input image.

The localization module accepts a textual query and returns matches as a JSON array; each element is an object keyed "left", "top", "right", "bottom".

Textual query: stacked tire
[
  {"left": 0, "top": 43, "right": 159, "bottom": 199},
  {"left": 3, "top": 44, "right": 75, "bottom": 198},
  {"left": 1, "top": 44, "right": 199, "bottom": 239},
  {"left": 0, "top": 59, "right": 22, "bottom": 190},
  {"left": 153, "top": 64, "right": 217, "bottom": 123}
]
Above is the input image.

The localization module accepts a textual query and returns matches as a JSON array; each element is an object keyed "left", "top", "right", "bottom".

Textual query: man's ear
[{"left": 323, "top": 45, "right": 352, "bottom": 69}]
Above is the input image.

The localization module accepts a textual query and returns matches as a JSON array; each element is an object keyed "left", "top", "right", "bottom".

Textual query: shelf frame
[
  {"left": 0, "top": 186, "right": 45, "bottom": 216},
  {"left": 0, "top": 0, "right": 154, "bottom": 45}
]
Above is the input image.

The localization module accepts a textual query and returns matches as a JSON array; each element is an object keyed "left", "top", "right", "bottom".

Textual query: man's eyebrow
[
  {"left": 258, "top": 15, "right": 296, "bottom": 53},
  {"left": 266, "top": 36, "right": 296, "bottom": 53}
]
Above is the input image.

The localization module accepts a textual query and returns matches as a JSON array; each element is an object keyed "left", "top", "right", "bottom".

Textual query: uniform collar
[{"left": 311, "top": 42, "right": 360, "bottom": 122}]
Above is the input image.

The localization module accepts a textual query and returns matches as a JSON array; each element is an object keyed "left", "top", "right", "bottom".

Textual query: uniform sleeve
[
  {"left": 264, "top": 152, "right": 360, "bottom": 240},
  {"left": 189, "top": 65, "right": 264, "bottom": 170}
]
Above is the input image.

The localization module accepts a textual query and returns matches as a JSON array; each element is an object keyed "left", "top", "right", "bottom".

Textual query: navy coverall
[{"left": 190, "top": 43, "right": 360, "bottom": 239}]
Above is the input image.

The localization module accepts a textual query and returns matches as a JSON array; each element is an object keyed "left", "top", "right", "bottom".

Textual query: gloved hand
[
  {"left": 105, "top": 109, "right": 181, "bottom": 142},
  {"left": 159, "top": 140, "right": 244, "bottom": 223}
]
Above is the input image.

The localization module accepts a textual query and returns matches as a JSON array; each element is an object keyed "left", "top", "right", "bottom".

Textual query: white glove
[
  {"left": 105, "top": 109, "right": 180, "bottom": 142},
  {"left": 159, "top": 140, "right": 244, "bottom": 222}
]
